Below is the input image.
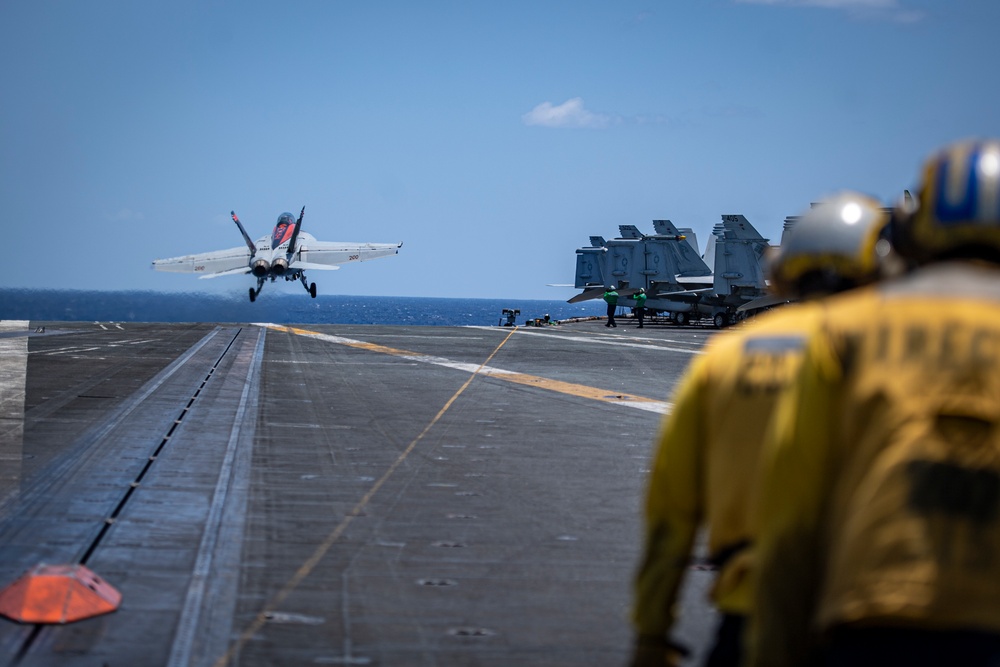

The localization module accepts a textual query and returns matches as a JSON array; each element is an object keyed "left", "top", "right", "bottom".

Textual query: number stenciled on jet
[{"left": 349, "top": 254, "right": 359, "bottom": 261}]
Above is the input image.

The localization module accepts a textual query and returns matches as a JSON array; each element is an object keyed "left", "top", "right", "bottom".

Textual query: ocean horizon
[{"left": 0, "top": 289, "right": 604, "bottom": 327}]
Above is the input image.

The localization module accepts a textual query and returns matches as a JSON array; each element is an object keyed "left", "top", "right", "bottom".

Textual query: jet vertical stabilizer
[
  {"left": 702, "top": 224, "right": 723, "bottom": 269},
  {"left": 618, "top": 225, "right": 644, "bottom": 240},
  {"left": 651, "top": 221, "right": 712, "bottom": 279},
  {"left": 651, "top": 219, "right": 681, "bottom": 236},
  {"left": 720, "top": 214, "right": 765, "bottom": 240},
  {"left": 678, "top": 228, "right": 700, "bottom": 258},
  {"left": 605, "top": 234, "right": 643, "bottom": 290},
  {"left": 780, "top": 215, "right": 800, "bottom": 247},
  {"left": 575, "top": 245, "right": 608, "bottom": 289},
  {"left": 712, "top": 215, "right": 770, "bottom": 299},
  {"left": 286, "top": 206, "right": 305, "bottom": 259}
]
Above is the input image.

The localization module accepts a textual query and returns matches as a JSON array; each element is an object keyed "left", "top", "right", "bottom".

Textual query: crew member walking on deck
[
  {"left": 749, "top": 140, "right": 1000, "bottom": 667},
  {"left": 635, "top": 288, "right": 647, "bottom": 328},
  {"left": 630, "top": 192, "right": 889, "bottom": 667},
  {"left": 604, "top": 286, "right": 618, "bottom": 327}
]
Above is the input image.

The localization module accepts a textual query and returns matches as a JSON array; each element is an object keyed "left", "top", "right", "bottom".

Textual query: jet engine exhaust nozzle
[
  {"left": 271, "top": 258, "right": 289, "bottom": 276},
  {"left": 251, "top": 259, "right": 270, "bottom": 277}
]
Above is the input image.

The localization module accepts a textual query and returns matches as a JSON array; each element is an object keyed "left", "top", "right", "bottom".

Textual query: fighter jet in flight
[{"left": 152, "top": 207, "right": 402, "bottom": 302}]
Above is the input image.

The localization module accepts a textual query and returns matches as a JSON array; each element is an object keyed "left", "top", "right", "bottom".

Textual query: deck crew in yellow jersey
[
  {"left": 630, "top": 192, "right": 889, "bottom": 667},
  {"left": 749, "top": 140, "right": 1000, "bottom": 667}
]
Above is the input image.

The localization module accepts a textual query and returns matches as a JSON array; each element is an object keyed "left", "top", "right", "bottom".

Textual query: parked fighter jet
[
  {"left": 152, "top": 208, "right": 402, "bottom": 302},
  {"left": 571, "top": 214, "right": 770, "bottom": 327}
]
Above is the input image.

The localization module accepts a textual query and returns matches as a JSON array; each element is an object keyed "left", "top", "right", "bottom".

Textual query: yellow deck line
[{"left": 261, "top": 324, "right": 670, "bottom": 414}]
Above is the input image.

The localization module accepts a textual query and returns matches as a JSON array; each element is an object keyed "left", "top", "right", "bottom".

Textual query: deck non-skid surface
[{"left": 0, "top": 320, "right": 718, "bottom": 666}]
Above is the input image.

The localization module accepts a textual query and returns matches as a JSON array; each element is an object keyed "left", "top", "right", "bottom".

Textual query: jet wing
[
  {"left": 736, "top": 293, "right": 792, "bottom": 313},
  {"left": 198, "top": 266, "right": 252, "bottom": 279},
  {"left": 295, "top": 238, "right": 402, "bottom": 268},
  {"left": 648, "top": 287, "right": 714, "bottom": 304},
  {"left": 567, "top": 286, "right": 641, "bottom": 304},
  {"left": 152, "top": 246, "right": 251, "bottom": 276},
  {"left": 291, "top": 262, "right": 340, "bottom": 272},
  {"left": 567, "top": 286, "right": 607, "bottom": 304}
]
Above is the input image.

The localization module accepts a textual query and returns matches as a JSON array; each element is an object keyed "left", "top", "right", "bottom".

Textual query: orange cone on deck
[{"left": 0, "top": 564, "right": 121, "bottom": 624}]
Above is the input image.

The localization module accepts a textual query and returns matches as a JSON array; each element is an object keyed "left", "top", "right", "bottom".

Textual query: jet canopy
[{"left": 272, "top": 212, "right": 297, "bottom": 248}]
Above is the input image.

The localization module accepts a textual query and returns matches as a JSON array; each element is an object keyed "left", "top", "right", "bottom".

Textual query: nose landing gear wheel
[{"left": 674, "top": 312, "right": 688, "bottom": 326}]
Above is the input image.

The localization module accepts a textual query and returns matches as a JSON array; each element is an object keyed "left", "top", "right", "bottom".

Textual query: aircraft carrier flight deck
[{"left": 0, "top": 319, "right": 720, "bottom": 666}]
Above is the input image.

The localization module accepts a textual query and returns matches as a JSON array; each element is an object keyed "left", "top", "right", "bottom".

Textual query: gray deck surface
[{"left": 0, "top": 318, "right": 720, "bottom": 666}]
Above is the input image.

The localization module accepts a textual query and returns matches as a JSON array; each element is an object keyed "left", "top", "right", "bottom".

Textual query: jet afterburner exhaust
[
  {"left": 271, "top": 257, "right": 288, "bottom": 275},
  {"left": 251, "top": 258, "right": 270, "bottom": 277}
]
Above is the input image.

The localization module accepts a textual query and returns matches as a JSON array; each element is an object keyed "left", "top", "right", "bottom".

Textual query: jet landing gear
[
  {"left": 249, "top": 277, "right": 265, "bottom": 303},
  {"left": 299, "top": 273, "right": 317, "bottom": 298},
  {"left": 247, "top": 273, "right": 316, "bottom": 302}
]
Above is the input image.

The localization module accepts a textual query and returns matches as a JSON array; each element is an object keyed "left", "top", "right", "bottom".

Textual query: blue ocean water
[{"left": 0, "top": 289, "right": 603, "bottom": 327}]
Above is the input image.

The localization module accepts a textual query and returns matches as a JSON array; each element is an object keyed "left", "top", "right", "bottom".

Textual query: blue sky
[{"left": 3, "top": 0, "right": 999, "bottom": 300}]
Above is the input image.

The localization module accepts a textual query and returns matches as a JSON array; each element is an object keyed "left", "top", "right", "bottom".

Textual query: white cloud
[
  {"left": 521, "top": 98, "right": 614, "bottom": 129},
  {"left": 735, "top": 0, "right": 924, "bottom": 22}
]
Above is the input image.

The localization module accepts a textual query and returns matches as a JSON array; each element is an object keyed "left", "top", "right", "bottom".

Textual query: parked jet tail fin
[
  {"left": 589, "top": 236, "right": 606, "bottom": 248},
  {"left": 720, "top": 214, "right": 766, "bottom": 241},
  {"left": 702, "top": 232, "right": 717, "bottom": 268},
  {"left": 652, "top": 220, "right": 682, "bottom": 236},
  {"left": 678, "top": 228, "right": 700, "bottom": 257},
  {"left": 780, "top": 215, "right": 800, "bottom": 247},
  {"left": 713, "top": 215, "right": 769, "bottom": 297},
  {"left": 618, "top": 225, "right": 644, "bottom": 239},
  {"left": 231, "top": 211, "right": 256, "bottom": 255},
  {"left": 575, "top": 246, "right": 607, "bottom": 289},
  {"left": 903, "top": 189, "right": 916, "bottom": 213}
]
